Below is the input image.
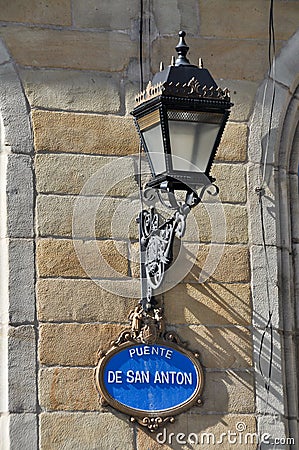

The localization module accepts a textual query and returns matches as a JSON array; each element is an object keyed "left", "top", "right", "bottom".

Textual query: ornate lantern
[
  {"left": 132, "top": 31, "right": 232, "bottom": 311},
  {"left": 132, "top": 31, "right": 232, "bottom": 191}
]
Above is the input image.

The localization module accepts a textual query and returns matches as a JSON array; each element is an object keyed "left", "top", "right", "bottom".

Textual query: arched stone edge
[
  {"left": 248, "top": 29, "right": 299, "bottom": 446},
  {"left": 0, "top": 36, "right": 37, "bottom": 449}
]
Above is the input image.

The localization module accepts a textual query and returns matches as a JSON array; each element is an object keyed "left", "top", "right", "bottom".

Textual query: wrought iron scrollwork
[{"left": 138, "top": 182, "right": 217, "bottom": 311}]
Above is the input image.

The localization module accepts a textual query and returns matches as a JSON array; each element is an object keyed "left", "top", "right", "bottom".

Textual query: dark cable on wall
[
  {"left": 257, "top": 2, "right": 276, "bottom": 440},
  {"left": 139, "top": 0, "right": 144, "bottom": 91},
  {"left": 138, "top": 0, "right": 145, "bottom": 211}
]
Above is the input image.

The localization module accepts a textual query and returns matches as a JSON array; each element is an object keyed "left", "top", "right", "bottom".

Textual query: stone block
[
  {"left": 198, "top": 0, "right": 299, "bottom": 41},
  {"left": 0, "top": 63, "right": 33, "bottom": 154},
  {"left": 257, "top": 416, "right": 289, "bottom": 450},
  {"left": 191, "top": 203, "right": 248, "bottom": 244},
  {"left": 274, "top": 30, "right": 299, "bottom": 93},
  {"left": 35, "top": 154, "right": 138, "bottom": 196},
  {"left": 172, "top": 325, "right": 252, "bottom": 369},
  {"left": 40, "top": 412, "right": 134, "bottom": 450},
  {"left": 251, "top": 245, "right": 279, "bottom": 329},
  {"left": 211, "top": 163, "right": 247, "bottom": 203},
  {"left": 0, "top": 415, "right": 9, "bottom": 448},
  {"left": 248, "top": 80, "right": 290, "bottom": 165},
  {"left": 39, "top": 323, "right": 125, "bottom": 366},
  {"left": 8, "top": 239, "right": 35, "bottom": 324},
  {"left": 6, "top": 154, "right": 34, "bottom": 238},
  {"left": 20, "top": 68, "right": 120, "bottom": 113},
  {"left": 216, "top": 123, "right": 248, "bottom": 162},
  {"left": 164, "top": 282, "right": 251, "bottom": 326},
  {"left": 32, "top": 110, "right": 139, "bottom": 155},
  {"left": 152, "top": 36, "right": 273, "bottom": 81},
  {"left": 39, "top": 368, "right": 98, "bottom": 411},
  {"left": 37, "top": 279, "right": 136, "bottom": 323},
  {"left": 73, "top": 0, "right": 139, "bottom": 30},
  {"left": 0, "top": 0, "right": 71, "bottom": 25},
  {"left": 10, "top": 413, "right": 37, "bottom": 450},
  {"left": 184, "top": 244, "right": 250, "bottom": 283},
  {"left": 152, "top": 0, "right": 199, "bottom": 35},
  {"left": 253, "top": 328, "right": 285, "bottom": 416},
  {"left": 0, "top": 26, "right": 136, "bottom": 71},
  {"left": 137, "top": 413, "right": 256, "bottom": 449},
  {"left": 201, "top": 370, "right": 254, "bottom": 414},
  {"left": 131, "top": 242, "right": 249, "bottom": 285},
  {"left": 36, "top": 194, "right": 139, "bottom": 240},
  {"left": 125, "top": 80, "right": 140, "bottom": 116},
  {"left": 247, "top": 163, "right": 276, "bottom": 247},
  {"left": 217, "top": 79, "right": 259, "bottom": 122},
  {"left": 36, "top": 238, "right": 129, "bottom": 279},
  {"left": 0, "top": 38, "right": 10, "bottom": 64},
  {"left": 8, "top": 326, "right": 36, "bottom": 411}
]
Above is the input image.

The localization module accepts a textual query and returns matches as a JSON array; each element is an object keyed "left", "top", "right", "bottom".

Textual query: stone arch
[
  {"left": 0, "top": 38, "right": 37, "bottom": 448},
  {"left": 248, "top": 29, "right": 299, "bottom": 445}
]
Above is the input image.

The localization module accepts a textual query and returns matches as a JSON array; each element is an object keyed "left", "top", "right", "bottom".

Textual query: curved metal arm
[{"left": 138, "top": 179, "right": 218, "bottom": 311}]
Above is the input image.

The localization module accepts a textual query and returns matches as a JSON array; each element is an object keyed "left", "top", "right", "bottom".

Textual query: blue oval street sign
[{"left": 96, "top": 342, "right": 203, "bottom": 415}]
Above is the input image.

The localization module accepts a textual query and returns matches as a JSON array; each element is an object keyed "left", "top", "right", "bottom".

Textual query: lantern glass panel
[
  {"left": 137, "top": 109, "right": 166, "bottom": 176},
  {"left": 168, "top": 111, "right": 223, "bottom": 173},
  {"left": 142, "top": 124, "right": 166, "bottom": 175}
]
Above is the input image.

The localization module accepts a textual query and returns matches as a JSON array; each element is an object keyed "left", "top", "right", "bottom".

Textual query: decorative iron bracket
[{"left": 138, "top": 180, "right": 218, "bottom": 311}]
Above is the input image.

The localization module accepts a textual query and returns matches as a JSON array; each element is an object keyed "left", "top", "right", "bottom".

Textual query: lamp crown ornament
[{"left": 175, "top": 30, "right": 191, "bottom": 66}]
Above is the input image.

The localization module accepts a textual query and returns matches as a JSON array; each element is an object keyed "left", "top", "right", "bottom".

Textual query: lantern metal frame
[{"left": 132, "top": 31, "right": 232, "bottom": 311}]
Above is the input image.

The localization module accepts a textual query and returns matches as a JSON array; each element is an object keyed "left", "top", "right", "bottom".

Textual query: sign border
[{"left": 94, "top": 329, "right": 204, "bottom": 432}]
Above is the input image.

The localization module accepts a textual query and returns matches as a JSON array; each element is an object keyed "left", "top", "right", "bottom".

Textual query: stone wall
[{"left": 0, "top": 1, "right": 298, "bottom": 449}]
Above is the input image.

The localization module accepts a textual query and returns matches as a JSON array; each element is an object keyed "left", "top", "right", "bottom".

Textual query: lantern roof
[{"left": 135, "top": 31, "right": 232, "bottom": 109}]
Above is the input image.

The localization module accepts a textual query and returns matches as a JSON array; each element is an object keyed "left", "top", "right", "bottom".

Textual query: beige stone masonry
[
  {"left": 20, "top": 69, "right": 121, "bottom": 113},
  {"left": 211, "top": 164, "right": 247, "bottom": 203},
  {"left": 184, "top": 244, "right": 249, "bottom": 283},
  {"left": 37, "top": 196, "right": 247, "bottom": 243},
  {"left": 217, "top": 80, "right": 259, "bottom": 123},
  {"left": 37, "top": 279, "right": 135, "bottom": 323},
  {"left": 174, "top": 325, "right": 252, "bottom": 368},
  {"left": 0, "top": 26, "right": 136, "bottom": 71},
  {"left": 32, "top": 110, "right": 139, "bottom": 155},
  {"left": 35, "top": 154, "right": 138, "bottom": 196},
  {"left": 39, "top": 320, "right": 250, "bottom": 375},
  {"left": 164, "top": 282, "right": 251, "bottom": 326},
  {"left": 36, "top": 194, "right": 139, "bottom": 240},
  {"left": 216, "top": 123, "right": 247, "bottom": 162},
  {"left": 153, "top": 36, "right": 275, "bottom": 81},
  {"left": 192, "top": 203, "right": 248, "bottom": 243},
  {"left": 201, "top": 371, "right": 254, "bottom": 414},
  {"left": 137, "top": 413, "right": 256, "bottom": 449},
  {"left": 36, "top": 238, "right": 129, "bottom": 278},
  {"left": 39, "top": 323, "right": 125, "bottom": 366},
  {"left": 39, "top": 368, "right": 98, "bottom": 411},
  {"left": 72, "top": 0, "right": 139, "bottom": 30},
  {"left": 0, "top": 0, "right": 71, "bottom": 26},
  {"left": 40, "top": 412, "right": 134, "bottom": 450},
  {"left": 130, "top": 243, "right": 249, "bottom": 282},
  {"left": 199, "top": 0, "right": 299, "bottom": 40}
]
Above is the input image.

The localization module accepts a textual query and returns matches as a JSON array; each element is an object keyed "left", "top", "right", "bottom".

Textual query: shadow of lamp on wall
[{"left": 95, "top": 31, "right": 233, "bottom": 432}]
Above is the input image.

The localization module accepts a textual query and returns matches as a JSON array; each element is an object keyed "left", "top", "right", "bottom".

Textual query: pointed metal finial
[
  {"left": 175, "top": 30, "right": 191, "bottom": 66},
  {"left": 160, "top": 61, "right": 164, "bottom": 71}
]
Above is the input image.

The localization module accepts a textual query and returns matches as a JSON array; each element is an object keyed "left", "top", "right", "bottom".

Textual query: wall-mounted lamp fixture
[
  {"left": 132, "top": 31, "right": 232, "bottom": 312},
  {"left": 95, "top": 31, "right": 232, "bottom": 431}
]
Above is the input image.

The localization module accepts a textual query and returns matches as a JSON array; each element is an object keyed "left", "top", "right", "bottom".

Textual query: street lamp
[
  {"left": 132, "top": 31, "right": 231, "bottom": 191},
  {"left": 132, "top": 31, "right": 232, "bottom": 311},
  {"left": 95, "top": 31, "right": 233, "bottom": 431}
]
